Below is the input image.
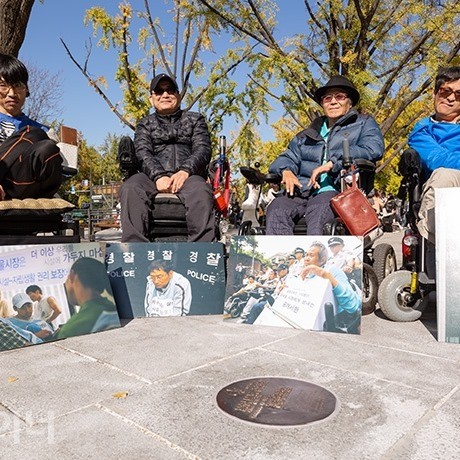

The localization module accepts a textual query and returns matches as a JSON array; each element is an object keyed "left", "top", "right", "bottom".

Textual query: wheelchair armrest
[
  {"left": 240, "top": 166, "right": 266, "bottom": 185},
  {"left": 265, "top": 173, "right": 282, "bottom": 184},
  {"left": 62, "top": 166, "right": 78, "bottom": 178},
  {"left": 354, "top": 158, "right": 376, "bottom": 172}
]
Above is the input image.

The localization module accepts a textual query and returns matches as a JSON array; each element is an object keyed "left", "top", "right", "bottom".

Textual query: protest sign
[
  {"left": 0, "top": 243, "right": 120, "bottom": 352},
  {"left": 225, "top": 235, "right": 363, "bottom": 334},
  {"left": 105, "top": 242, "right": 226, "bottom": 318},
  {"left": 436, "top": 188, "right": 460, "bottom": 343}
]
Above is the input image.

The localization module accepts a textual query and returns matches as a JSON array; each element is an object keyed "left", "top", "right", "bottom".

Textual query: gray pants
[
  {"left": 266, "top": 191, "right": 338, "bottom": 235},
  {"left": 417, "top": 168, "right": 460, "bottom": 244},
  {"left": 119, "top": 172, "right": 216, "bottom": 242}
]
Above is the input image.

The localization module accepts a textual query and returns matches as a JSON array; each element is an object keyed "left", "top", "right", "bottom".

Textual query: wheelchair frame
[{"left": 377, "top": 148, "right": 436, "bottom": 322}]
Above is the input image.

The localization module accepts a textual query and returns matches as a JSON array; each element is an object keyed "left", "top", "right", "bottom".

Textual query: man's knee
[
  {"left": 427, "top": 168, "right": 460, "bottom": 188},
  {"left": 120, "top": 173, "right": 152, "bottom": 198}
]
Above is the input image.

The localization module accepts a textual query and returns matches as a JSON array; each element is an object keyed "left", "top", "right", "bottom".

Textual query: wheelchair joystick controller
[{"left": 342, "top": 137, "right": 352, "bottom": 169}]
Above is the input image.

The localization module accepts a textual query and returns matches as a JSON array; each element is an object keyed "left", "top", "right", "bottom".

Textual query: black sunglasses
[{"left": 153, "top": 87, "right": 177, "bottom": 96}]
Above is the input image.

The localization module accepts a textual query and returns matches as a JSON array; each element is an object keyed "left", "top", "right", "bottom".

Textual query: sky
[{"left": 19, "top": 0, "right": 308, "bottom": 149}]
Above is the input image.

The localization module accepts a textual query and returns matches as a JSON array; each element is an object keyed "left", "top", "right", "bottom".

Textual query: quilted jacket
[
  {"left": 134, "top": 109, "right": 211, "bottom": 183},
  {"left": 269, "top": 109, "right": 384, "bottom": 192}
]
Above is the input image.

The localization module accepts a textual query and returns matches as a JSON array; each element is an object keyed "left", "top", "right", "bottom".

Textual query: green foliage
[
  {"left": 59, "top": 133, "right": 122, "bottom": 206},
  {"left": 195, "top": 0, "right": 460, "bottom": 192},
  {"left": 68, "top": 1, "right": 459, "bottom": 195}
]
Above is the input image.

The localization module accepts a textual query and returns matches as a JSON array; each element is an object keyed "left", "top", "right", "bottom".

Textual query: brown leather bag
[{"left": 330, "top": 177, "right": 380, "bottom": 236}]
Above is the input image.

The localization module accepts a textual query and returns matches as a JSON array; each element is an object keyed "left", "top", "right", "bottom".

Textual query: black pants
[
  {"left": 0, "top": 126, "right": 62, "bottom": 199},
  {"left": 119, "top": 172, "right": 216, "bottom": 242}
]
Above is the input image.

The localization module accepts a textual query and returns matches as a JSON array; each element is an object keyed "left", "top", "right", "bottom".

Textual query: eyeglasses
[
  {"left": 321, "top": 93, "right": 349, "bottom": 104},
  {"left": 437, "top": 87, "right": 460, "bottom": 102},
  {"left": 152, "top": 87, "right": 177, "bottom": 96},
  {"left": 0, "top": 81, "right": 27, "bottom": 95}
]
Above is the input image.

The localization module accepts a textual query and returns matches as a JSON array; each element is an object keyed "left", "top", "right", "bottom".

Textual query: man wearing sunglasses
[
  {"left": 408, "top": 66, "right": 460, "bottom": 244},
  {"left": 266, "top": 75, "right": 384, "bottom": 235},
  {"left": 119, "top": 73, "right": 215, "bottom": 242}
]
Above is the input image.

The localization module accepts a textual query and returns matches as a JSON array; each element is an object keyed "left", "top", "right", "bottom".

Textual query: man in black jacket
[{"left": 119, "top": 74, "right": 215, "bottom": 242}]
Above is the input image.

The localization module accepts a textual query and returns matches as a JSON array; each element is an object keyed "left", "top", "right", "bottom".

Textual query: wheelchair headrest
[{"left": 398, "top": 148, "right": 422, "bottom": 177}]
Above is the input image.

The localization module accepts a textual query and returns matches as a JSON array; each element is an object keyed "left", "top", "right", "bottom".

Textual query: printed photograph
[
  {"left": 225, "top": 235, "right": 364, "bottom": 334},
  {"left": 105, "top": 242, "right": 226, "bottom": 318},
  {"left": 0, "top": 243, "right": 121, "bottom": 352}
]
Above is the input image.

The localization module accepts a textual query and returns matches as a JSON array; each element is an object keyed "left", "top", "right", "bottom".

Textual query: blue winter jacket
[
  {"left": 269, "top": 109, "right": 384, "bottom": 192},
  {"left": 408, "top": 116, "right": 460, "bottom": 177}
]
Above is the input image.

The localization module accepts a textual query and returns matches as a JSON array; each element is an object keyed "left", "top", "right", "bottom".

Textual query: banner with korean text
[{"left": 0, "top": 243, "right": 121, "bottom": 352}]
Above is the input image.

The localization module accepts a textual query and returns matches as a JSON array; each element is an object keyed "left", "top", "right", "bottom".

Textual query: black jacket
[{"left": 134, "top": 109, "right": 211, "bottom": 183}]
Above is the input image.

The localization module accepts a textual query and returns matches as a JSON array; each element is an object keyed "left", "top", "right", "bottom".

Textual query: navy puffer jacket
[
  {"left": 134, "top": 109, "right": 211, "bottom": 183},
  {"left": 269, "top": 109, "right": 384, "bottom": 192}
]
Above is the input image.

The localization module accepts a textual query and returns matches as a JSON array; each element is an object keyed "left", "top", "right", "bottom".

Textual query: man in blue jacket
[
  {"left": 266, "top": 75, "right": 384, "bottom": 235},
  {"left": 408, "top": 66, "right": 460, "bottom": 244}
]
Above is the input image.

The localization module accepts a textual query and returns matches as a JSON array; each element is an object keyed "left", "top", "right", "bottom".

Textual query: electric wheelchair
[
  {"left": 377, "top": 148, "right": 436, "bottom": 322},
  {"left": 237, "top": 156, "right": 397, "bottom": 315}
]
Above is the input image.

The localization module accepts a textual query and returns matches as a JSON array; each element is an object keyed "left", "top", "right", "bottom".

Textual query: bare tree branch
[
  {"left": 60, "top": 38, "right": 135, "bottom": 131},
  {"left": 144, "top": 0, "right": 174, "bottom": 76},
  {"left": 195, "top": 0, "right": 271, "bottom": 48},
  {"left": 184, "top": 47, "right": 255, "bottom": 110},
  {"left": 247, "top": 74, "right": 305, "bottom": 129}
]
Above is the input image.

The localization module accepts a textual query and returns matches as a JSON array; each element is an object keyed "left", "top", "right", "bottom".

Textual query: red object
[{"left": 213, "top": 161, "right": 231, "bottom": 217}]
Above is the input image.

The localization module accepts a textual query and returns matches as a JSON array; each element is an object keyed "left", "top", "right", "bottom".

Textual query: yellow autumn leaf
[
  {"left": 112, "top": 391, "right": 128, "bottom": 399},
  {"left": 7, "top": 377, "right": 18, "bottom": 383}
]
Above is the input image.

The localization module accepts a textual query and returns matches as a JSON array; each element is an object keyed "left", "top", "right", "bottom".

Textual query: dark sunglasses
[
  {"left": 153, "top": 87, "right": 177, "bottom": 96},
  {"left": 437, "top": 87, "right": 460, "bottom": 102}
]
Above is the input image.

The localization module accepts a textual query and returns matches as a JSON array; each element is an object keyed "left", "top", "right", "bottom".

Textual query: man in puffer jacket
[
  {"left": 266, "top": 75, "right": 384, "bottom": 235},
  {"left": 119, "top": 73, "right": 215, "bottom": 242}
]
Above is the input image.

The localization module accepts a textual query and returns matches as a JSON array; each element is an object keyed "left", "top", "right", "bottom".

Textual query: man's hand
[
  {"left": 308, "top": 161, "right": 333, "bottom": 189},
  {"left": 0, "top": 185, "right": 5, "bottom": 201},
  {"left": 170, "top": 170, "right": 190, "bottom": 193},
  {"left": 35, "top": 329, "right": 52, "bottom": 339},
  {"left": 281, "top": 170, "right": 302, "bottom": 196},
  {"left": 301, "top": 264, "right": 338, "bottom": 287},
  {"left": 156, "top": 176, "right": 173, "bottom": 192}
]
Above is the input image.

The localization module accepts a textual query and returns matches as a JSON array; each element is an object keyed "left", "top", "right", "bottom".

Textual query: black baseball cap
[
  {"left": 150, "top": 73, "right": 179, "bottom": 93},
  {"left": 275, "top": 264, "right": 288, "bottom": 271}
]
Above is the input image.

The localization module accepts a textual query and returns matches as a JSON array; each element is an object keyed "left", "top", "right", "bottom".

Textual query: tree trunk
[{"left": 0, "top": 0, "right": 35, "bottom": 57}]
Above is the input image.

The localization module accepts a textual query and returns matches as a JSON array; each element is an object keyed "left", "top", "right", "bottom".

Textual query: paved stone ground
[{"left": 1, "top": 230, "right": 459, "bottom": 459}]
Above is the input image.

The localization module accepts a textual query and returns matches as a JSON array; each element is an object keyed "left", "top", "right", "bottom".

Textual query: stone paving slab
[
  {"left": 0, "top": 405, "right": 193, "bottom": 460},
  {"left": 0, "top": 314, "right": 459, "bottom": 459},
  {"left": 0, "top": 339, "right": 147, "bottom": 424},
  {"left": 54, "top": 316, "right": 302, "bottom": 382},
  {"left": 101, "top": 347, "right": 442, "bottom": 460}
]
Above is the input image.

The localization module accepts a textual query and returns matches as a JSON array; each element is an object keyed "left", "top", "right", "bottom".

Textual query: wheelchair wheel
[
  {"left": 362, "top": 263, "right": 378, "bottom": 315},
  {"left": 372, "top": 243, "right": 397, "bottom": 285},
  {"left": 377, "top": 270, "right": 424, "bottom": 322}
]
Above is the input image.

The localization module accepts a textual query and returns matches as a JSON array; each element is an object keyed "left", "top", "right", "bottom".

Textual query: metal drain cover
[{"left": 216, "top": 377, "right": 338, "bottom": 427}]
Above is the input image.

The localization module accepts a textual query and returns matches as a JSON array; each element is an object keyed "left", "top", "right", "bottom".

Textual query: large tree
[
  {"left": 194, "top": 0, "right": 460, "bottom": 188},
  {"left": 61, "top": 0, "right": 254, "bottom": 147},
  {"left": 0, "top": 0, "right": 36, "bottom": 56}
]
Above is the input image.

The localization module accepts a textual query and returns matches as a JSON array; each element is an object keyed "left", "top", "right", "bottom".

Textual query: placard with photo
[
  {"left": 224, "top": 235, "right": 363, "bottom": 334},
  {"left": 0, "top": 243, "right": 121, "bottom": 352},
  {"left": 105, "top": 242, "right": 226, "bottom": 318}
]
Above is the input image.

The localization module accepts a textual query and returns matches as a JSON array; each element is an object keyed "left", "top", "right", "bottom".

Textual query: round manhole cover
[{"left": 216, "top": 377, "right": 338, "bottom": 427}]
